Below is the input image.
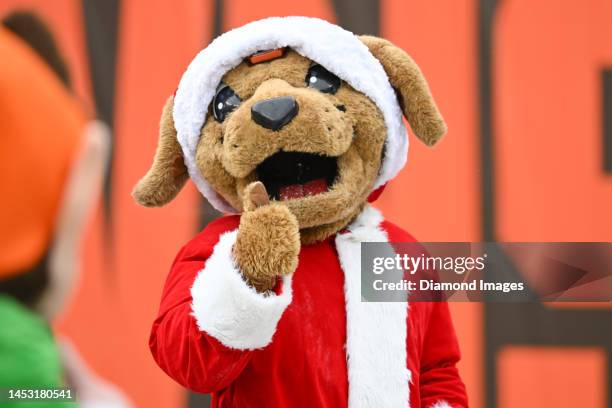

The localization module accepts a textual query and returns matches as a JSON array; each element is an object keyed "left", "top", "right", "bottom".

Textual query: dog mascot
[{"left": 135, "top": 17, "right": 468, "bottom": 408}]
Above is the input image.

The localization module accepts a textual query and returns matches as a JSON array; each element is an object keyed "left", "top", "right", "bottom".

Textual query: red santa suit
[{"left": 150, "top": 206, "right": 467, "bottom": 408}]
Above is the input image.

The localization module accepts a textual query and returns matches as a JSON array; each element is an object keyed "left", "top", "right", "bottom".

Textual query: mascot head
[{"left": 134, "top": 17, "right": 445, "bottom": 243}]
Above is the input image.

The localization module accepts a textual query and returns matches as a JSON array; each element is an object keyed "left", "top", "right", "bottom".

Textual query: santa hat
[{"left": 173, "top": 16, "right": 408, "bottom": 213}]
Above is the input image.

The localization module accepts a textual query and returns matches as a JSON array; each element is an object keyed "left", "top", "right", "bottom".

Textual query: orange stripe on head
[{"left": 247, "top": 48, "right": 286, "bottom": 65}]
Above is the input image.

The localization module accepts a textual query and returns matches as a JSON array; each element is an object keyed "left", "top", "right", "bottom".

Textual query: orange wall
[
  {"left": 493, "top": 1, "right": 612, "bottom": 406},
  {"left": 495, "top": 0, "right": 612, "bottom": 242},
  {"left": 1, "top": 1, "right": 610, "bottom": 407}
]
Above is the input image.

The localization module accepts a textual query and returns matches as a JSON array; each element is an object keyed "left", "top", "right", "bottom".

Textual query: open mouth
[{"left": 256, "top": 151, "right": 338, "bottom": 200}]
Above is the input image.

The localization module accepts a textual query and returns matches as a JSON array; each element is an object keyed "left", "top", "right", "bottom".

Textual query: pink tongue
[{"left": 279, "top": 178, "right": 328, "bottom": 200}]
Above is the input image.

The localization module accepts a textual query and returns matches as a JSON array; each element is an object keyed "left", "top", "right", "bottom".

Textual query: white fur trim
[
  {"left": 430, "top": 401, "right": 452, "bottom": 408},
  {"left": 335, "top": 205, "right": 410, "bottom": 407},
  {"left": 190, "top": 230, "right": 292, "bottom": 350},
  {"left": 173, "top": 17, "right": 408, "bottom": 212}
]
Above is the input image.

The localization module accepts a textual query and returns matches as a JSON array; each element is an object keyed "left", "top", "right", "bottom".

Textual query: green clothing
[{"left": 0, "top": 295, "right": 75, "bottom": 407}]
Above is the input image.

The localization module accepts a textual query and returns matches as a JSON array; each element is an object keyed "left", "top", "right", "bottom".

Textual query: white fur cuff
[
  {"left": 430, "top": 401, "right": 452, "bottom": 408},
  {"left": 190, "top": 230, "right": 293, "bottom": 350}
]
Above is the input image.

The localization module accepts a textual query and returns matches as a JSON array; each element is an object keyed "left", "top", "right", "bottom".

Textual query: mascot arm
[{"left": 149, "top": 218, "right": 292, "bottom": 393}]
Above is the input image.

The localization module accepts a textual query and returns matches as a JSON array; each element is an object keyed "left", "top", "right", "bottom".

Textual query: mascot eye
[
  {"left": 306, "top": 64, "right": 340, "bottom": 94},
  {"left": 212, "top": 84, "right": 242, "bottom": 122}
]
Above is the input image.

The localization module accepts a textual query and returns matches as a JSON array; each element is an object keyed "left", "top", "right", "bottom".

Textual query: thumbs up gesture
[{"left": 233, "top": 182, "right": 301, "bottom": 292}]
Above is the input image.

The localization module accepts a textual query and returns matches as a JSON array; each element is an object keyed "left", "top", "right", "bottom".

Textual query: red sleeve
[
  {"left": 419, "top": 302, "right": 468, "bottom": 408},
  {"left": 149, "top": 216, "right": 252, "bottom": 393}
]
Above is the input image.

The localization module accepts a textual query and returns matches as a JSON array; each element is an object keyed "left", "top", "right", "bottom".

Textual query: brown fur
[
  {"left": 243, "top": 181, "right": 270, "bottom": 212},
  {"left": 195, "top": 50, "right": 387, "bottom": 245},
  {"left": 134, "top": 38, "right": 445, "bottom": 291},
  {"left": 360, "top": 35, "right": 447, "bottom": 146},
  {"left": 234, "top": 203, "right": 300, "bottom": 292},
  {"left": 132, "top": 96, "right": 189, "bottom": 206}
]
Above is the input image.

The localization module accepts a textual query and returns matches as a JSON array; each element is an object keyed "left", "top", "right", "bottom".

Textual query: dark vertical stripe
[
  {"left": 82, "top": 0, "right": 119, "bottom": 125},
  {"left": 198, "top": 0, "right": 224, "bottom": 232},
  {"left": 331, "top": 0, "right": 380, "bottom": 35},
  {"left": 478, "top": 0, "right": 499, "bottom": 404},
  {"left": 198, "top": 195, "right": 222, "bottom": 231},
  {"left": 82, "top": 0, "right": 120, "bottom": 252},
  {"left": 478, "top": 0, "right": 497, "bottom": 243},
  {"left": 603, "top": 70, "right": 612, "bottom": 172},
  {"left": 213, "top": 0, "right": 224, "bottom": 37},
  {"left": 188, "top": 391, "right": 212, "bottom": 408}
]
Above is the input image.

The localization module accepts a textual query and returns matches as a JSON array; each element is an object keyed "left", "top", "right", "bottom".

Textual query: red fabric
[
  {"left": 150, "top": 215, "right": 468, "bottom": 407},
  {"left": 367, "top": 183, "right": 386, "bottom": 202}
]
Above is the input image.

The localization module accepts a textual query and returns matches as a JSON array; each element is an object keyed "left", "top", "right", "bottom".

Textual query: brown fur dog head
[{"left": 134, "top": 20, "right": 445, "bottom": 243}]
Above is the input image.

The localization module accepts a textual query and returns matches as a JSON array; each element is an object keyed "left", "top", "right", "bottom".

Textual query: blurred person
[{"left": 0, "top": 12, "right": 131, "bottom": 408}]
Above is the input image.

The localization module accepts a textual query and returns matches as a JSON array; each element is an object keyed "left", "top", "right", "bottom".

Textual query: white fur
[
  {"left": 336, "top": 205, "right": 411, "bottom": 407},
  {"left": 430, "top": 401, "right": 452, "bottom": 408},
  {"left": 173, "top": 16, "right": 409, "bottom": 212},
  {"left": 190, "top": 230, "right": 293, "bottom": 350}
]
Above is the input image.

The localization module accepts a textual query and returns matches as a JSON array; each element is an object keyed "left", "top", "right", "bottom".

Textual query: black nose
[{"left": 251, "top": 96, "right": 299, "bottom": 131}]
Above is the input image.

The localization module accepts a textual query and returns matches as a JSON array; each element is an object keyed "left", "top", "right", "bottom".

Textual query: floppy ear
[
  {"left": 360, "top": 35, "right": 447, "bottom": 146},
  {"left": 132, "top": 96, "right": 188, "bottom": 207}
]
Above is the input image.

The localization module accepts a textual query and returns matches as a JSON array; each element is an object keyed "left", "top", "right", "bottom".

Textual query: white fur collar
[{"left": 335, "top": 205, "right": 410, "bottom": 407}]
